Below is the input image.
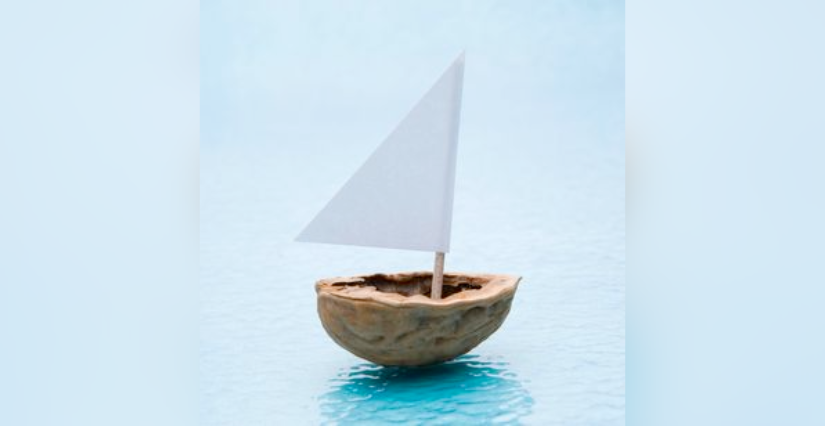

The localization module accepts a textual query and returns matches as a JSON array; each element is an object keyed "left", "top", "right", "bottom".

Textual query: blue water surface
[
  {"left": 320, "top": 356, "right": 534, "bottom": 425},
  {"left": 201, "top": 1, "right": 623, "bottom": 424}
]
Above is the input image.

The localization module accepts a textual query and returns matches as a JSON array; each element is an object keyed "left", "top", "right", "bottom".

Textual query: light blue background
[
  {"left": 202, "top": 1, "right": 624, "bottom": 424},
  {"left": 0, "top": 1, "right": 198, "bottom": 426},
  {"left": 628, "top": 1, "right": 825, "bottom": 425},
  {"left": 2, "top": 1, "right": 822, "bottom": 426}
]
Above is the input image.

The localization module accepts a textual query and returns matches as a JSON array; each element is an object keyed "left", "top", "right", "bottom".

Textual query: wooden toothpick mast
[{"left": 432, "top": 252, "right": 445, "bottom": 300}]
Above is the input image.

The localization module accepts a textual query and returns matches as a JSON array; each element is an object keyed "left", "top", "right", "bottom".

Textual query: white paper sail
[{"left": 296, "top": 54, "right": 465, "bottom": 252}]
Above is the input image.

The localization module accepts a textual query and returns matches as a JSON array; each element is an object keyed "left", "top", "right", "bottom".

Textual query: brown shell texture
[{"left": 316, "top": 271, "right": 520, "bottom": 366}]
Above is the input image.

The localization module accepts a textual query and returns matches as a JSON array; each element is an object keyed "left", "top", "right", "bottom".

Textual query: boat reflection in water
[{"left": 319, "top": 355, "right": 534, "bottom": 424}]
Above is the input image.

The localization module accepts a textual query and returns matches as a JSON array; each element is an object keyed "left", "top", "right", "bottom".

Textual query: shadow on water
[{"left": 319, "top": 355, "right": 534, "bottom": 425}]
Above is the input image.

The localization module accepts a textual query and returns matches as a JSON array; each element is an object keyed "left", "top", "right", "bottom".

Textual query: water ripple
[{"left": 319, "top": 355, "right": 534, "bottom": 425}]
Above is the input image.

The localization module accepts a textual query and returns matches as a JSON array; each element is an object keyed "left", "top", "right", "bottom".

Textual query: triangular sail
[{"left": 296, "top": 54, "right": 465, "bottom": 252}]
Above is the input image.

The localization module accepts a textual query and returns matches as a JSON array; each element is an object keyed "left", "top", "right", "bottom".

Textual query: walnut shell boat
[{"left": 315, "top": 272, "right": 520, "bottom": 366}]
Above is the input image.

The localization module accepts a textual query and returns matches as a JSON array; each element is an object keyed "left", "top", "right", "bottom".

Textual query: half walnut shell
[{"left": 316, "top": 271, "right": 520, "bottom": 366}]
